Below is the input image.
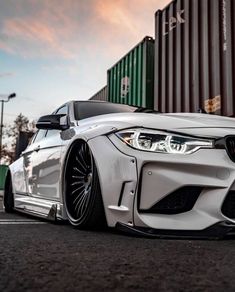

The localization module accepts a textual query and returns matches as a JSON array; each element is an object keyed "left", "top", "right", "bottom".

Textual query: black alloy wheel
[{"left": 64, "top": 140, "right": 106, "bottom": 229}]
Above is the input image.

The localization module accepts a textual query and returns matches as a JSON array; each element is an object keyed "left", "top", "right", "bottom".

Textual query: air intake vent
[
  {"left": 222, "top": 191, "right": 235, "bottom": 219},
  {"left": 141, "top": 186, "right": 203, "bottom": 215},
  {"left": 225, "top": 137, "right": 235, "bottom": 162}
]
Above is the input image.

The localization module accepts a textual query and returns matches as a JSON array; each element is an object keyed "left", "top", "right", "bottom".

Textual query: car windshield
[{"left": 74, "top": 101, "right": 152, "bottom": 120}]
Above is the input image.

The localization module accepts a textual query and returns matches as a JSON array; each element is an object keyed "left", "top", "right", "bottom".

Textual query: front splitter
[{"left": 116, "top": 221, "right": 235, "bottom": 240}]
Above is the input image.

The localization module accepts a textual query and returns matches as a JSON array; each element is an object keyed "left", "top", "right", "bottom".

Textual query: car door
[
  {"left": 30, "top": 105, "right": 68, "bottom": 201},
  {"left": 13, "top": 129, "right": 48, "bottom": 211}
]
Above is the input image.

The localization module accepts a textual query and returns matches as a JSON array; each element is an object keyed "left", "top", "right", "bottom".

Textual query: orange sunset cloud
[{"left": 0, "top": 0, "right": 170, "bottom": 60}]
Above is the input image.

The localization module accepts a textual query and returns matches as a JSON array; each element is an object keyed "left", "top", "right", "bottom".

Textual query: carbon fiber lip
[{"left": 116, "top": 222, "right": 235, "bottom": 240}]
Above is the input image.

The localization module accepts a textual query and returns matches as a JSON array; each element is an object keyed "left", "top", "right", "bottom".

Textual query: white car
[{"left": 4, "top": 101, "right": 235, "bottom": 238}]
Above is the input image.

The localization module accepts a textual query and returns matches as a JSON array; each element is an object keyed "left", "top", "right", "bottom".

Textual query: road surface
[{"left": 0, "top": 197, "right": 235, "bottom": 291}]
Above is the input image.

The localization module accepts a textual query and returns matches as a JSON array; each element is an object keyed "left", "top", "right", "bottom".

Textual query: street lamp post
[{"left": 0, "top": 93, "right": 16, "bottom": 162}]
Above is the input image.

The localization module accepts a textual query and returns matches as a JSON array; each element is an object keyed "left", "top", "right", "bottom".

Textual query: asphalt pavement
[{"left": 1, "top": 197, "right": 235, "bottom": 292}]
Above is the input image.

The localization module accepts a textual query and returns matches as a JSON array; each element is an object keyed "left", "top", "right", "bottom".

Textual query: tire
[
  {"left": 64, "top": 141, "right": 106, "bottom": 229},
  {"left": 4, "top": 172, "right": 14, "bottom": 213}
]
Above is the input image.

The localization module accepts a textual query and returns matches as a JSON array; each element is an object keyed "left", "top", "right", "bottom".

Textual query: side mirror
[{"left": 36, "top": 114, "right": 69, "bottom": 130}]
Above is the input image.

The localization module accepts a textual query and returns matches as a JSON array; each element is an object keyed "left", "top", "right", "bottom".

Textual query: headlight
[{"left": 115, "top": 128, "right": 214, "bottom": 154}]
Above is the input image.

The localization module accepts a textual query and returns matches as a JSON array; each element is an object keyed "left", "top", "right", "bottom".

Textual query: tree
[{"left": 2, "top": 113, "right": 36, "bottom": 164}]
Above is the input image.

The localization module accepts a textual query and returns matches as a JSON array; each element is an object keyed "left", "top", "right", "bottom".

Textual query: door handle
[
  {"left": 34, "top": 145, "right": 40, "bottom": 152},
  {"left": 28, "top": 175, "right": 37, "bottom": 184}
]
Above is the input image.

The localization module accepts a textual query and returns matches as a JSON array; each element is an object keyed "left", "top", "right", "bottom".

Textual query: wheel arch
[
  {"left": 4, "top": 169, "right": 12, "bottom": 193},
  {"left": 60, "top": 122, "right": 117, "bottom": 189},
  {"left": 61, "top": 136, "right": 107, "bottom": 228},
  {"left": 61, "top": 127, "right": 113, "bottom": 197},
  {"left": 3, "top": 168, "right": 15, "bottom": 212}
]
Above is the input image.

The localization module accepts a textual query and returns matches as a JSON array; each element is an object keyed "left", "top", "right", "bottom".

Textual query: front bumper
[{"left": 88, "top": 134, "right": 235, "bottom": 235}]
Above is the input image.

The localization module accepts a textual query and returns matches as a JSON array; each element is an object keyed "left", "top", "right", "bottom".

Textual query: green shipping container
[
  {"left": 107, "top": 36, "right": 155, "bottom": 108},
  {"left": 0, "top": 165, "right": 8, "bottom": 190}
]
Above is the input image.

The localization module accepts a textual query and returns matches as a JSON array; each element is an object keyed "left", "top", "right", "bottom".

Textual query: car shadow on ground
[{"left": 1, "top": 197, "right": 235, "bottom": 240}]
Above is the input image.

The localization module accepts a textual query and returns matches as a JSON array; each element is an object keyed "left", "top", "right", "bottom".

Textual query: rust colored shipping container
[
  {"left": 154, "top": 0, "right": 235, "bottom": 116},
  {"left": 89, "top": 86, "right": 107, "bottom": 101}
]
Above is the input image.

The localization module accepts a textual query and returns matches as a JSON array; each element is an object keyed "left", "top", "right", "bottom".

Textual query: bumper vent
[
  {"left": 141, "top": 186, "right": 203, "bottom": 215},
  {"left": 225, "top": 137, "right": 235, "bottom": 162},
  {"left": 222, "top": 191, "right": 235, "bottom": 219}
]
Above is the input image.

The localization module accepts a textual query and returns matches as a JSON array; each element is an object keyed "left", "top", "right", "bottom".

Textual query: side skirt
[{"left": 14, "top": 194, "right": 65, "bottom": 221}]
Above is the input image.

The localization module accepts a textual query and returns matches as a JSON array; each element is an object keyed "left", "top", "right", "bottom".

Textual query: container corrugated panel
[
  {"left": 155, "top": 0, "right": 235, "bottom": 116},
  {"left": 108, "top": 36, "right": 155, "bottom": 108},
  {"left": 89, "top": 86, "right": 107, "bottom": 101},
  {"left": 0, "top": 165, "right": 8, "bottom": 190}
]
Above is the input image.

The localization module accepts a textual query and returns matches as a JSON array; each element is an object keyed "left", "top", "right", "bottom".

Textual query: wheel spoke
[
  {"left": 79, "top": 148, "right": 88, "bottom": 168},
  {"left": 75, "top": 192, "right": 87, "bottom": 215},
  {"left": 75, "top": 155, "right": 87, "bottom": 172},
  {"left": 72, "top": 175, "right": 84, "bottom": 179},
  {"left": 81, "top": 191, "right": 91, "bottom": 215},
  {"left": 73, "top": 166, "right": 86, "bottom": 176},
  {"left": 73, "top": 189, "right": 85, "bottom": 205},
  {"left": 71, "top": 181, "right": 83, "bottom": 187},
  {"left": 76, "top": 193, "right": 89, "bottom": 217},
  {"left": 71, "top": 184, "right": 85, "bottom": 195}
]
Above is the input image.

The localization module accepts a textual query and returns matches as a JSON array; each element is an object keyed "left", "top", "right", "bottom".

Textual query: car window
[
  {"left": 55, "top": 105, "right": 68, "bottom": 115},
  {"left": 74, "top": 102, "right": 138, "bottom": 120},
  {"left": 29, "top": 132, "right": 37, "bottom": 144},
  {"left": 33, "top": 129, "right": 47, "bottom": 143},
  {"left": 46, "top": 129, "right": 60, "bottom": 138}
]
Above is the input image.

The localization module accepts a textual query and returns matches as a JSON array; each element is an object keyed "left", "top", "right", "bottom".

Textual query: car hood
[
  {"left": 159, "top": 113, "right": 235, "bottom": 138},
  {"left": 77, "top": 112, "right": 235, "bottom": 138}
]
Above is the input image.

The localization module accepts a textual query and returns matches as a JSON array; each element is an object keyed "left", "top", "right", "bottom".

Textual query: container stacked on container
[
  {"left": 154, "top": 0, "right": 235, "bottom": 116},
  {"left": 89, "top": 86, "right": 107, "bottom": 101}
]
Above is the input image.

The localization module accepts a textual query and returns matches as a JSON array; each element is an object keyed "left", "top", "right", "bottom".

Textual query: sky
[{"left": 0, "top": 0, "right": 170, "bottom": 126}]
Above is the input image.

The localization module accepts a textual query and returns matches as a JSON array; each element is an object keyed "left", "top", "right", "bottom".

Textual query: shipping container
[
  {"left": 108, "top": 36, "right": 155, "bottom": 108},
  {"left": 0, "top": 165, "right": 8, "bottom": 190},
  {"left": 154, "top": 0, "right": 235, "bottom": 116},
  {"left": 89, "top": 86, "right": 107, "bottom": 101}
]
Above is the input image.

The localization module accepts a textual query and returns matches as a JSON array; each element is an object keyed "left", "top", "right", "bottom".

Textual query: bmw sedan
[{"left": 4, "top": 100, "right": 235, "bottom": 238}]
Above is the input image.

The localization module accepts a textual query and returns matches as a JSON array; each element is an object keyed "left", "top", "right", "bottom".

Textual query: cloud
[
  {"left": 1, "top": 17, "right": 76, "bottom": 59},
  {"left": 0, "top": 0, "right": 170, "bottom": 60},
  {"left": 41, "top": 63, "right": 78, "bottom": 76},
  {"left": 0, "top": 39, "right": 15, "bottom": 54},
  {"left": 94, "top": 0, "right": 169, "bottom": 34},
  {"left": 0, "top": 0, "right": 81, "bottom": 59},
  {"left": 0, "top": 72, "right": 14, "bottom": 78},
  {"left": 95, "top": 0, "right": 139, "bottom": 37}
]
